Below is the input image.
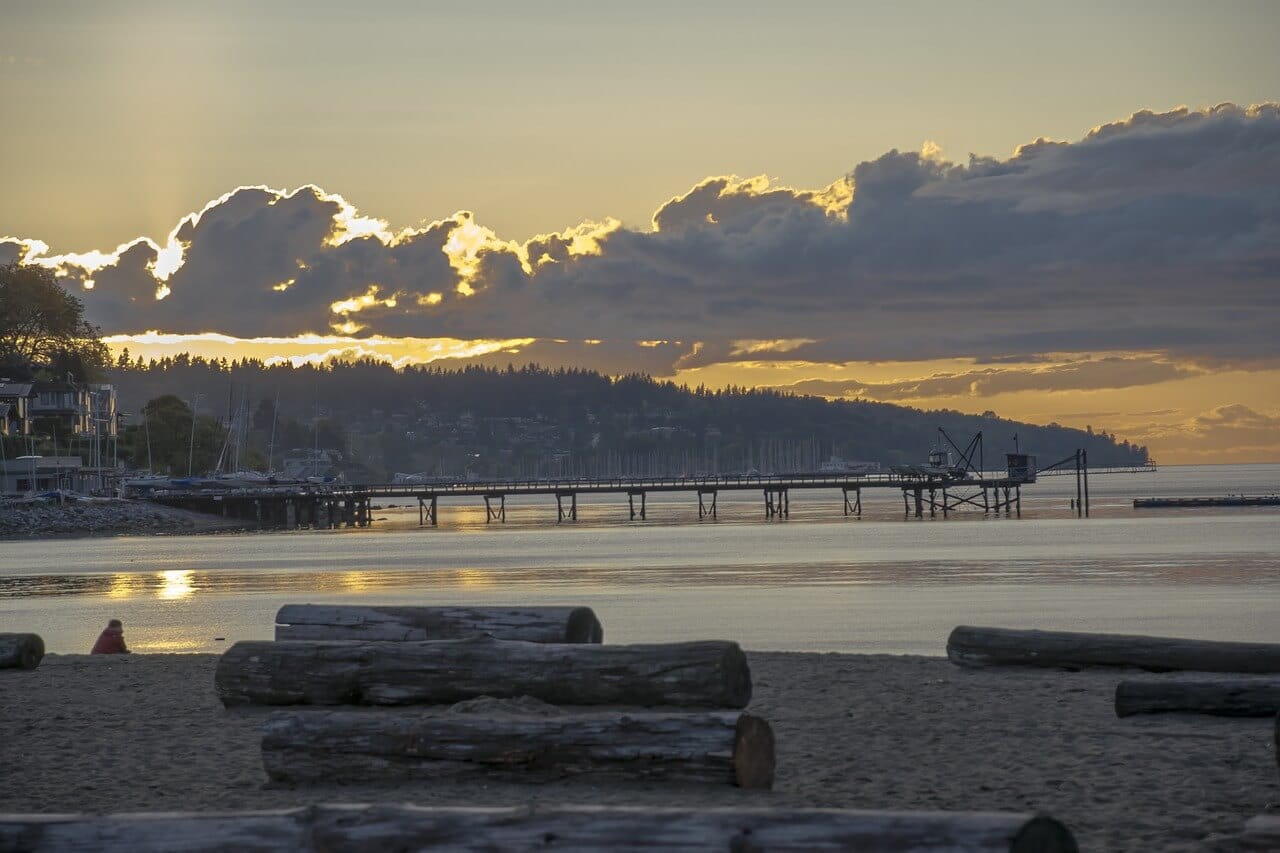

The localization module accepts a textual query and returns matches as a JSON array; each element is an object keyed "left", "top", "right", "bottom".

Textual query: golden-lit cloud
[
  {"left": 728, "top": 339, "right": 819, "bottom": 357},
  {"left": 5, "top": 102, "right": 1275, "bottom": 359},
  {"left": 107, "top": 332, "right": 539, "bottom": 370},
  {"left": 329, "top": 285, "right": 398, "bottom": 316}
]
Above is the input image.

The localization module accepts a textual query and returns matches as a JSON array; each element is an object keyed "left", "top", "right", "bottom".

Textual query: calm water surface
[{"left": 2, "top": 464, "right": 1277, "bottom": 654}]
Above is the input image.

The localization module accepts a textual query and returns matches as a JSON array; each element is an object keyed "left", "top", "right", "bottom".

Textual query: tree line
[{"left": 106, "top": 353, "right": 1149, "bottom": 479}]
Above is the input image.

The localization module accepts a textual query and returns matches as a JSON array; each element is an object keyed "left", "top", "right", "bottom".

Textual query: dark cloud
[{"left": 5, "top": 103, "right": 1277, "bottom": 366}]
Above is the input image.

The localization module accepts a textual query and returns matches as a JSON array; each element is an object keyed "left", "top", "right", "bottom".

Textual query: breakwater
[{"left": 1134, "top": 496, "right": 1280, "bottom": 509}]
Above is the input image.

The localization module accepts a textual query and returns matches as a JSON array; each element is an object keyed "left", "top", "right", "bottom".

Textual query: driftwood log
[
  {"left": 0, "top": 633, "right": 44, "bottom": 670},
  {"left": 947, "top": 626, "right": 1280, "bottom": 673},
  {"left": 0, "top": 805, "right": 1079, "bottom": 852},
  {"left": 261, "top": 709, "right": 776, "bottom": 788},
  {"left": 1115, "top": 679, "right": 1280, "bottom": 717},
  {"left": 215, "top": 637, "right": 751, "bottom": 708},
  {"left": 274, "top": 604, "right": 603, "bottom": 643}
]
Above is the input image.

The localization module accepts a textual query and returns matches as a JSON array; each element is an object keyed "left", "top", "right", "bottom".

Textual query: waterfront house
[
  {"left": 0, "top": 382, "right": 35, "bottom": 436},
  {"left": 30, "top": 381, "right": 93, "bottom": 436}
]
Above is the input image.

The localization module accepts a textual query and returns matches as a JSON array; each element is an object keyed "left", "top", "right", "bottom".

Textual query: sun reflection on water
[
  {"left": 448, "top": 568, "right": 496, "bottom": 588},
  {"left": 158, "top": 570, "right": 196, "bottom": 600},
  {"left": 106, "top": 573, "right": 147, "bottom": 599}
]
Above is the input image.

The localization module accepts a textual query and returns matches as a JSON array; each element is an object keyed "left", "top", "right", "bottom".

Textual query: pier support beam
[
  {"left": 556, "top": 491, "right": 577, "bottom": 523},
  {"left": 1082, "top": 449, "right": 1090, "bottom": 518},
  {"left": 843, "top": 487, "right": 861, "bottom": 518},
  {"left": 628, "top": 490, "right": 646, "bottom": 520},
  {"left": 418, "top": 495, "right": 438, "bottom": 527},
  {"left": 698, "top": 489, "right": 717, "bottom": 520},
  {"left": 763, "top": 488, "right": 789, "bottom": 519},
  {"left": 1075, "top": 450, "right": 1083, "bottom": 518},
  {"left": 484, "top": 494, "right": 506, "bottom": 523}
]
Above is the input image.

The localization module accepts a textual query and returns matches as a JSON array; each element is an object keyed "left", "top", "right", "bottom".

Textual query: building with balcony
[{"left": 0, "top": 382, "right": 34, "bottom": 437}]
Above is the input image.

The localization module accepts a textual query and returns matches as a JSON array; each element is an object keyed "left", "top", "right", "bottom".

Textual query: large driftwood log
[
  {"left": 261, "top": 708, "right": 776, "bottom": 788},
  {"left": 1115, "top": 679, "right": 1280, "bottom": 717},
  {"left": 215, "top": 637, "right": 751, "bottom": 708},
  {"left": 0, "top": 805, "right": 1079, "bottom": 852},
  {"left": 947, "top": 626, "right": 1280, "bottom": 673},
  {"left": 275, "top": 604, "right": 603, "bottom": 643},
  {"left": 0, "top": 633, "right": 44, "bottom": 670}
]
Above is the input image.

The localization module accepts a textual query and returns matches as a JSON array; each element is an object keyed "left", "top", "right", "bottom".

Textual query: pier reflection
[{"left": 107, "top": 573, "right": 147, "bottom": 599}]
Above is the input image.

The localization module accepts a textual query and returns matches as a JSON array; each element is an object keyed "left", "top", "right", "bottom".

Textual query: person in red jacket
[{"left": 90, "top": 619, "right": 132, "bottom": 654}]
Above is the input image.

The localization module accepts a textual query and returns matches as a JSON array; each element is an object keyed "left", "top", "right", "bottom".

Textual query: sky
[{"left": 2, "top": 1, "right": 1279, "bottom": 463}]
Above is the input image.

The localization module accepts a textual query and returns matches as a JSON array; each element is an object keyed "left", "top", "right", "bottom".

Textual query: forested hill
[{"left": 107, "top": 355, "right": 1149, "bottom": 479}]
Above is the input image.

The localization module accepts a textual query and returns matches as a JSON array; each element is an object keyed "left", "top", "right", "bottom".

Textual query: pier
[
  {"left": 138, "top": 439, "right": 1151, "bottom": 530},
  {"left": 147, "top": 451, "right": 1067, "bottom": 529}
]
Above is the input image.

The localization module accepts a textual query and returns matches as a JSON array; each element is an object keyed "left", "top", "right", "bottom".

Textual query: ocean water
[{"left": 1, "top": 463, "right": 1276, "bottom": 655}]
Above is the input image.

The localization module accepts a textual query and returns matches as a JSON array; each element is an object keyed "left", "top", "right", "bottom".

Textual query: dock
[
  {"left": 141, "top": 447, "right": 1067, "bottom": 529},
  {"left": 1134, "top": 496, "right": 1280, "bottom": 509},
  {"left": 145, "top": 469, "right": 1049, "bottom": 529},
  {"left": 140, "top": 446, "right": 1140, "bottom": 530}
]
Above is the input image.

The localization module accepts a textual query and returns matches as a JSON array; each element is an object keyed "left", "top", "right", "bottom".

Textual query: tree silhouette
[{"left": 0, "top": 263, "right": 108, "bottom": 381}]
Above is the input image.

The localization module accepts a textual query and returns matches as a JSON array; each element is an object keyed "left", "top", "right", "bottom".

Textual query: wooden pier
[{"left": 148, "top": 468, "right": 1045, "bottom": 530}]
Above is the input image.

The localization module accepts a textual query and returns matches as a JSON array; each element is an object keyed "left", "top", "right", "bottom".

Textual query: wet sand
[{"left": 1, "top": 652, "right": 1275, "bottom": 851}]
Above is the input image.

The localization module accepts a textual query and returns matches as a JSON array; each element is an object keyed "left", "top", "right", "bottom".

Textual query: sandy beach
[{"left": 1, "top": 652, "right": 1274, "bottom": 851}]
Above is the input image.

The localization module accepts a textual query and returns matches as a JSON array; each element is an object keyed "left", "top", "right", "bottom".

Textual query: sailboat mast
[{"left": 267, "top": 388, "right": 280, "bottom": 475}]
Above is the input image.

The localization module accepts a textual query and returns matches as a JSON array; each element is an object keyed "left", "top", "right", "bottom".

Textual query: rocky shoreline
[{"left": 0, "top": 498, "right": 246, "bottom": 540}]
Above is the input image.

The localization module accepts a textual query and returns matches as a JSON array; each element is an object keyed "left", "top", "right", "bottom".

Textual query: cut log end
[
  {"left": 732, "top": 713, "right": 775, "bottom": 789},
  {"left": 566, "top": 607, "right": 604, "bottom": 644},
  {"left": 1011, "top": 815, "right": 1079, "bottom": 853},
  {"left": 0, "top": 633, "right": 45, "bottom": 670}
]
